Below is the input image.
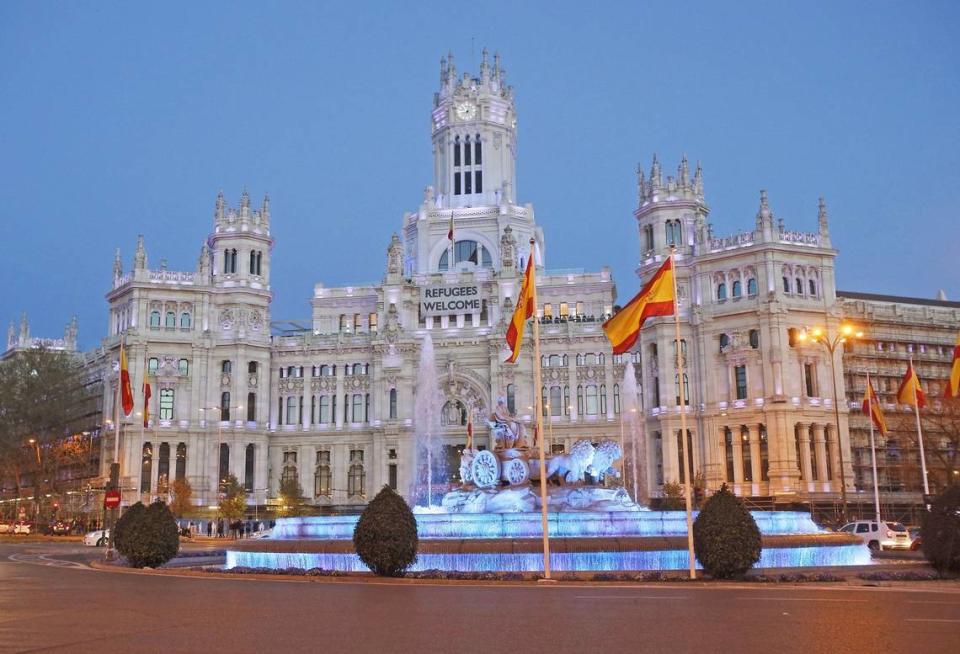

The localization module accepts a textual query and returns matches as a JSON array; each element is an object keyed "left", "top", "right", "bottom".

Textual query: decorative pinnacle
[
  {"left": 693, "top": 161, "right": 703, "bottom": 196},
  {"left": 679, "top": 155, "right": 690, "bottom": 187},
  {"left": 240, "top": 188, "right": 250, "bottom": 209}
]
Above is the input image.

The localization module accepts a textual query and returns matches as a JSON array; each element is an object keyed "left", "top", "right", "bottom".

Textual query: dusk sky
[{"left": 2, "top": 1, "right": 957, "bottom": 349}]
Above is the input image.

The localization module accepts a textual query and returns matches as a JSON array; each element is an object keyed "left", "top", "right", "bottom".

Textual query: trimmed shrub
[
  {"left": 920, "top": 484, "right": 960, "bottom": 577},
  {"left": 353, "top": 485, "right": 418, "bottom": 577},
  {"left": 114, "top": 500, "right": 180, "bottom": 568},
  {"left": 693, "top": 484, "right": 762, "bottom": 579}
]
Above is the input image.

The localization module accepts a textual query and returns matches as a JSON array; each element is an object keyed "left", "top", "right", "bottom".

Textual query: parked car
[
  {"left": 50, "top": 521, "right": 71, "bottom": 536},
  {"left": 908, "top": 526, "right": 923, "bottom": 551},
  {"left": 13, "top": 522, "right": 32, "bottom": 535},
  {"left": 0, "top": 523, "right": 14, "bottom": 534},
  {"left": 83, "top": 529, "right": 109, "bottom": 547},
  {"left": 838, "top": 520, "right": 911, "bottom": 551}
]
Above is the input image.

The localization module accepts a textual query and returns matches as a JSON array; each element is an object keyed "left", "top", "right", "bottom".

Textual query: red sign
[{"left": 104, "top": 490, "right": 121, "bottom": 509}]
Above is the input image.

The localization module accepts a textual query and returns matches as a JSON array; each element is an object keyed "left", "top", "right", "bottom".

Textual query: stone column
[
  {"left": 812, "top": 423, "right": 829, "bottom": 491},
  {"left": 335, "top": 372, "right": 344, "bottom": 430},
  {"left": 748, "top": 423, "right": 762, "bottom": 496},
  {"left": 299, "top": 445, "right": 313, "bottom": 503},
  {"left": 797, "top": 422, "right": 813, "bottom": 493},
  {"left": 567, "top": 354, "right": 578, "bottom": 422},
  {"left": 268, "top": 366, "right": 279, "bottom": 430},
  {"left": 302, "top": 367, "right": 312, "bottom": 431}
]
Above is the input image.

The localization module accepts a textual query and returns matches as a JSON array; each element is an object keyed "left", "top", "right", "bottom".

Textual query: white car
[
  {"left": 83, "top": 529, "right": 109, "bottom": 547},
  {"left": 838, "top": 520, "right": 911, "bottom": 551},
  {"left": 13, "top": 522, "right": 31, "bottom": 535}
]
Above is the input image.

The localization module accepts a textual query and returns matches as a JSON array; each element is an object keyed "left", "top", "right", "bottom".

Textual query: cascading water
[
  {"left": 411, "top": 334, "right": 445, "bottom": 508},
  {"left": 621, "top": 361, "right": 645, "bottom": 504}
]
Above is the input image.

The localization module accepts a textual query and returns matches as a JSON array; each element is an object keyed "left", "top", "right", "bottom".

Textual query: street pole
[
  {"left": 866, "top": 372, "right": 882, "bottom": 524},
  {"left": 909, "top": 358, "right": 930, "bottom": 496},
  {"left": 529, "top": 238, "right": 552, "bottom": 581},
  {"left": 827, "top": 346, "right": 849, "bottom": 523}
]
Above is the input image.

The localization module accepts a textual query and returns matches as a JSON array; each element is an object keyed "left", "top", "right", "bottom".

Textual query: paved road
[{"left": 1, "top": 543, "right": 958, "bottom": 654}]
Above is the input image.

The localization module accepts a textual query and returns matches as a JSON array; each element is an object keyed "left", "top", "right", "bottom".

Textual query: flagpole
[
  {"left": 867, "top": 372, "right": 882, "bottom": 524},
  {"left": 108, "top": 335, "right": 124, "bottom": 559},
  {"left": 910, "top": 358, "right": 930, "bottom": 496},
  {"left": 670, "top": 248, "right": 696, "bottom": 580},
  {"left": 529, "top": 238, "right": 552, "bottom": 580}
]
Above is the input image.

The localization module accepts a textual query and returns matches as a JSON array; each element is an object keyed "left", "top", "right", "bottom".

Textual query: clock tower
[{"left": 431, "top": 49, "right": 518, "bottom": 210}]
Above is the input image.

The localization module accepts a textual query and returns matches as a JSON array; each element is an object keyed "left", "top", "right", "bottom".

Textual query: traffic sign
[{"left": 104, "top": 490, "right": 121, "bottom": 509}]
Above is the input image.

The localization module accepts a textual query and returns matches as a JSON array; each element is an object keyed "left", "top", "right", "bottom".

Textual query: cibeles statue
[{"left": 488, "top": 397, "right": 527, "bottom": 449}]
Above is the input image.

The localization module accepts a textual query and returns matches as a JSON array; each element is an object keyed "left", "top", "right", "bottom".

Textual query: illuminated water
[{"left": 226, "top": 544, "right": 871, "bottom": 572}]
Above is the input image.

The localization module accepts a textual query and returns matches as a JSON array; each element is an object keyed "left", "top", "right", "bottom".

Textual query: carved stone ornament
[
  {"left": 219, "top": 309, "right": 235, "bottom": 330},
  {"left": 249, "top": 310, "right": 263, "bottom": 331},
  {"left": 248, "top": 374, "right": 258, "bottom": 388},
  {"left": 221, "top": 373, "right": 231, "bottom": 388}
]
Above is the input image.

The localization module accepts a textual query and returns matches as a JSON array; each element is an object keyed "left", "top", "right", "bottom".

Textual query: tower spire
[
  {"left": 679, "top": 154, "right": 690, "bottom": 188},
  {"left": 113, "top": 247, "right": 123, "bottom": 279},
  {"left": 818, "top": 196, "right": 831, "bottom": 246},
  {"left": 134, "top": 234, "right": 147, "bottom": 270},
  {"left": 693, "top": 161, "right": 704, "bottom": 198}
]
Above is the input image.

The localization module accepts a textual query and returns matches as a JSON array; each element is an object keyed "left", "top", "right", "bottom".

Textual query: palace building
[{"left": 74, "top": 51, "right": 958, "bottom": 513}]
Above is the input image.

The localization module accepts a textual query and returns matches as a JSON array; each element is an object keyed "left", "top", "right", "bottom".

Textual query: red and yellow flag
[
  {"left": 602, "top": 257, "right": 675, "bottom": 354},
  {"left": 896, "top": 361, "right": 926, "bottom": 409},
  {"left": 447, "top": 213, "right": 454, "bottom": 242},
  {"left": 119, "top": 344, "right": 134, "bottom": 417},
  {"left": 945, "top": 332, "right": 960, "bottom": 399},
  {"left": 142, "top": 368, "right": 152, "bottom": 429},
  {"left": 504, "top": 255, "right": 535, "bottom": 363},
  {"left": 862, "top": 377, "right": 887, "bottom": 434}
]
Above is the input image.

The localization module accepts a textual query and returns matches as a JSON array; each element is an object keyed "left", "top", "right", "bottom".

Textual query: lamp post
[
  {"left": 27, "top": 438, "right": 41, "bottom": 529},
  {"left": 798, "top": 323, "right": 863, "bottom": 524}
]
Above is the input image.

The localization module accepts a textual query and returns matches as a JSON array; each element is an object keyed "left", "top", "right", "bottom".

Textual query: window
[
  {"left": 653, "top": 431, "right": 664, "bottom": 485},
  {"left": 719, "top": 333, "right": 729, "bottom": 353},
  {"left": 244, "top": 444, "right": 255, "bottom": 492},
  {"left": 389, "top": 388, "right": 397, "bottom": 419},
  {"left": 724, "top": 429, "right": 735, "bottom": 482},
  {"left": 643, "top": 225, "right": 654, "bottom": 252},
  {"left": 353, "top": 363, "right": 364, "bottom": 375},
  {"left": 247, "top": 393, "right": 256, "bottom": 422},
  {"left": 804, "top": 363, "right": 816, "bottom": 397},
  {"left": 760, "top": 426, "right": 769, "bottom": 481},
  {"left": 354, "top": 314, "right": 362, "bottom": 332},
  {"left": 150, "top": 311, "right": 161, "bottom": 328},
  {"left": 222, "top": 360, "right": 232, "bottom": 374},
  {"left": 180, "top": 312, "right": 191, "bottom": 329},
  {"left": 159, "top": 388, "right": 174, "bottom": 421},
  {"left": 747, "top": 278, "right": 758, "bottom": 296},
  {"left": 339, "top": 315, "right": 349, "bottom": 332},
  {"left": 454, "top": 172, "right": 461, "bottom": 195},
  {"left": 285, "top": 396, "right": 297, "bottom": 425},
  {"left": 677, "top": 430, "right": 694, "bottom": 483},
  {"left": 795, "top": 278, "right": 803, "bottom": 294},
  {"left": 464, "top": 135, "right": 472, "bottom": 166},
  {"left": 675, "top": 373, "right": 689, "bottom": 405},
  {"left": 549, "top": 386, "right": 562, "bottom": 416},
  {"left": 585, "top": 385, "right": 599, "bottom": 415},
  {"left": 315, "top": 450, "right": 331, "bottom": 497},
  {"left": 388, "top": 463, "right": 398, "bottom": 490},
  {"left": 475, "top": 170, "right": 482, "bottom": 193},
  {"left": 741, "top": 428, "right": 752, "bottom": 482},
  {"left": 735, "top": 365, "right": 748, "bottom": 400},
  {"left": 352, "top": 394, "right": 363, "bottom": 422},
  {"left": 506, "top": 384, "right": 515, "bottom": 414},
  {"left": 348, "top": 450, "right": 365, "bottom": 497},
  {"left": 543, "top": 304, "right": 553, "bottom": 319},
  {"left": 474, "top": 134, "right": 482, "bottom": 165},
  {"left": 140, "top": 442, "right": 153, "bottom": 493},
  {"left": 248, "top": 361, "right": 257, "bottom": 374},
  {"left": 749, "top": 329, "right": 759, "bottom": 349},
  {"left": 666, "top": 220, "right": 682, "bottom": 246},
  {"left": 732, "top": 280, "right": 742, "bottom": 298},
  {"left": 369, "top": 312, "right": 378, "bottom": 332},
  {"left": 249, "top": 251, "right": 257, "bottom": 275},
  {"left": 783, "top": 276, "right": 790, "bottom": 293},
  {"left": 856, "top": 523, "right": 869, "bottom": 534},
  {"left": 577, "top": 385, "right": 584, "bottom": 414},
  {"left": 175, "top": 442, "right": 186, "bottom": 481},
  {"left": 165, "top": 311, "right": 176, "bottom": 328},
  {"left": 717, "top": 283, "right": 727, "bottom": 301},
  {"left": 218, "top": 443, "right": 230, "bottom": 492},
  {"left": 178, "top": 358, "right": 189, "bottom": 375},
  {"left": 600, "top": 384, "right": 607, "bottom": 414},
  {"left": 454, "top": 136, "right": 461, "bottom": 167},
  {"left": 809, "top": 279, "right": 817, "bottom": 296},
  {"left": 652, "top": 376, "right": 660, "bottom": 406},
  {"left": 564, "top": 386, "right": 570, "bottom": 415},
  {"left": 148, "top": 357, "right": 159, "bottom": 374},
  {"left": 464, "top": 168, "right": 472, "bottom": 193},
  {"left": 613, "top": 384, "right": 621, "bottom": 414},
  {"left": 281, "top": 451, "right": 297, "bottom": 486},
  {"left": 221, "top": 392, "right": 231, "bottom": 421}
]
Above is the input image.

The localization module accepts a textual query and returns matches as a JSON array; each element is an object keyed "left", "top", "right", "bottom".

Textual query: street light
[
  {"left": 798, "top": 322, "right": 863, "bottom": 523},
  {"left": 27, "top": 438, "right": 41, "bottom": 528}
]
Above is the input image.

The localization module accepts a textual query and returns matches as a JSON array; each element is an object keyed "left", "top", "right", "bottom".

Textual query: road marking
[
  {"left": 574, "top": 595, "right": 689, "bottom": 600},
  {"left": 905, "top": 618, "right": 960, "bottom": 623},
  {"left": 8, "top": 553, "right": 89, "bottom": 570},
  {"left": 737, "top": 597, "right": 868, "bottom": 602}
]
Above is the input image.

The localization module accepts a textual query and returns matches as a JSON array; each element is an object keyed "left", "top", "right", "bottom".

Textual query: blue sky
[{"left": 1, "top": 1, "right": 957, "bottom": 348}]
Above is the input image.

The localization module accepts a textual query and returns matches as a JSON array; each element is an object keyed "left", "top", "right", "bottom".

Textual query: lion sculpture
[
  {"left": 588, "top": 439, "right": 622, "bottom": 480},
  {"left": 545, "top": 439, "right": 595, "bottom": 485}
]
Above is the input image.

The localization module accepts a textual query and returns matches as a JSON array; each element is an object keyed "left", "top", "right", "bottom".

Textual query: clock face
[{"left": 455, "top": 102, "right": 477, "bottom": 121}]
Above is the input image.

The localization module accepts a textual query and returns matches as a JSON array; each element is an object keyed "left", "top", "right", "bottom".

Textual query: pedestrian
[{"left": 207, "top": 521, "right": 213, "bottom": 537}]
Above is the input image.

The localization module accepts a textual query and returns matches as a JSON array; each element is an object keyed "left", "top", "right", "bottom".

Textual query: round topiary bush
[
  {"left": 693, "top": 484, "right": 762, "bottom": 579},
  {"left": 114, "top": 500, "right": 180, "bottom": 568},
  {"left": 353, "top": 486, "right": 418, "bottom": 576},
  {"left": 920, "top": 484, "right": 960, "bottom": 577}
]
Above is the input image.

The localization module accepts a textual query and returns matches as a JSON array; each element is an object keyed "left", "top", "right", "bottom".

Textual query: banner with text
[{"left": 420, "top": 284, "right": 484, "bottom": 316}]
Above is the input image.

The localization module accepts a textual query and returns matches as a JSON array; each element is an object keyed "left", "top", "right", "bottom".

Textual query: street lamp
[
  {"left": 798, "top": 322, "right": 863, "bottom": 523},
  {"left": 27, "top": 438, "right": 41, "bottom": 528}
]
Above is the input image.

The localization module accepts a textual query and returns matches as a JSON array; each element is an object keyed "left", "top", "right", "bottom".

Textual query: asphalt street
[{"left": 1, "top": 542, "right": 958, "bottom": 654}]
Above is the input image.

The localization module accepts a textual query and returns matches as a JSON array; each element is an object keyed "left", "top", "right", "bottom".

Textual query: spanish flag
[
  {"left": 603, "top": 257, "right": 675, "bottom": 354},
  {"left": 447, "top": 213, "right": 454, "bottom": 242},
  {"left": 142, "top": 370, "right": 152, "bottom": 429},
  {"left": 896, "top": 361, "right": 926, "bottom": 409},
  {"left": 504, "top": 255, "right": 535, "bottom": 363},
  {"left": 945, "top": 332, "right": 960, "bottom": 399},
  {"left": 862, "top": 377, "right": 887, "bottom": 434},
  {"left": 119, "top": 343, "right": 134, "bottom": 417}
]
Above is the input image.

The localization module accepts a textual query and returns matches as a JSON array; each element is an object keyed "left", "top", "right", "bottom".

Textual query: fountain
[
  {"left": 410, "top": 334, "right": 445, "bottom": 509},
  {"left": 227, "top": 353, "right": 870, "bottom": 573}
]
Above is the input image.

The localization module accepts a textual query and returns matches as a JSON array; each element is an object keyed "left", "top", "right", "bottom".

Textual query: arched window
[
  {"left": 353, "top": 363, "right": 363, "bottom": 375},
  {"left": 319, "top": 365, "right": 329, "bottom": 376},
  {"left": 281, "top": 450, "right": 297, "bottom": 486},
  {"left": 247, "top": 392, "right": 256, "bottom": 422},
  {"left": 732, "top": 280, "right": 742, "bottom": 298},
  {"left": 717, "top": 283, "right": 727, "bottom": 301},
  {"left": 549, "top": 386, "right": 562, "bottom": 416},
  {"left": 795, "top": 278, "right": 803, "bottom": 294},
  {"left": 248, "top": 361, "right": 257, "bottom": 374},
  {"left": 464, "top": 134, "right": 472, "bottom": 166},
  {"left": 585, "top": 385, "right": 599, "bottom": 415},
  {"left": 747, "top": 278, "right": 758, "bottom": 296},
  {"left": 719, "top": 333, "right": 729, "bottom": 353},
  {"left": 222, "top": 360, "right": 232, "bottom": 374},
  {"left": 584, "top": 354, "right": 596, "bottom": 365},
  {"left": 344, "top": 365, "right": 352, "bottom": 376},
  {"left": 749, "top": 329, "right": 760, "bottom": 349},
  {"left": 159, "top": 388, "right": 174, "bottom": 420},
  {"left": 175, "top": 442, "right": 186, "bottom": 481},
  {"left": 576, "top": 354, "right": 583, "bottom": 366},
  {"left": 389, "top": 388, "right": 397, "bottom": 419},
  {"left": 315, "top": 450, "right": 331, "bottom": 497},
  {"left": 577, "top": 385, "right": 584, "bottom": 414},
  {"left": 165, "top": 311, "right": 176, "bottom": 328},
  {"left": 352, "top": 394, "right": 363, "bottom": 422},
  {"left": 548, "top": 355, "right": 561, "bottom": 367},
  {"left": 783, "top": 276, "right": 790, "bottom": 293},
  {"left": 148, "top": 357, "right": 159, "bottom": 374},
  {"left": 221, "top": 392, "right": 231, "bottom": 421},
  {"left": 179, "top": 312, "right": 191, "bottom": 329},
  {"left": 244, "top": 444, "right": 255, "bottom": 492},
  {"left": 453, "top": 135, "right": 461, "bottom": 167},
  {"left": 154, "top": 444, "right": 169, "bottom": 492},
  {"left": 140, "top": 442, "right": 152, "bottom": 493},
  {"left": 474, "top": 133, "right": 482, "bottom": 165},
  {"left": 285, "top": 396, "right": 297, "bottom": 425},
  {"left": 562, "top": 354, "right": 569, "bottom": 366},
  {"left": 348, "top": 450, "right": 365, "bottom": 497},
  {"left": 600, "top": 384, "right": 607, "bottom": 414},
  {"left": 564, "top": 386, "right": 571, "bottom": 415},
  {"left": 441, "top": 400, "right": 467, "bottom": 426},
  {"left": 809, "top": 279, "right": 817, "bottom": 296},
  {"left": 675, "top": 373, "right": 689, "bottom": 405},
  {"left": 665, "top": 220, "right": 682, "bottom": 246},
  {"left": 149, "top": 311, "right": 161, "bottom": 328},
  {"left": 614, "top": 384, "right": 621, "bottom": 414}
]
